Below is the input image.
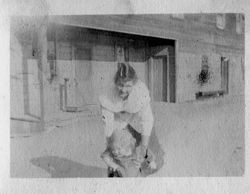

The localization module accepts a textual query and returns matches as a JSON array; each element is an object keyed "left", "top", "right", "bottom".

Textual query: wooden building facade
[{"left": 10, "top": 14, "right": 245, "bottom": 133}]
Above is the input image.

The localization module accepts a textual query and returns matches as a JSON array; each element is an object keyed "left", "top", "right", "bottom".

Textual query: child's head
[{"left": 108, "top": 127, "right": 136, "bottom": 157}]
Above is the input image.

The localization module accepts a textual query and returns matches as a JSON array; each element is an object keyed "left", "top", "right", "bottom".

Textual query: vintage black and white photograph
[{"left": 10, "top": 13, "right": 245, "bottom": 178}]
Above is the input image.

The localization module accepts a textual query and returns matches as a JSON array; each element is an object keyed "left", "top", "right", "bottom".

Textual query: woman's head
[{"left": 114, "top": 63, "right": 138, "bottom": 99}]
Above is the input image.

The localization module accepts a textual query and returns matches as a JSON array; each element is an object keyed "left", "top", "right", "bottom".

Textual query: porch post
[{"left": 37, "top": 17, "right": 48, "bottom": 131}]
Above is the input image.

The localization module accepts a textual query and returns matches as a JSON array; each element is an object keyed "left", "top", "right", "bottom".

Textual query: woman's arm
[
  {"left": 124, "top": 81, "right": 153, "bottom": 148},
  {"left": 99, "top": 95, "right": 124, "bottom": 113},
  {"left": 140, "top": 103, "right": 154, "bottom": 145},
  {"left": 135, "top": 103, "right": 154, "bottom": 162},
  {"left": 141, "top": 134, "right": 150, "bottom": 147}
]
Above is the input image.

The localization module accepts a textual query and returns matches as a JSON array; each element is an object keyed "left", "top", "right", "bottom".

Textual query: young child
[{"left": 101, "top": 124, "right": 157, "bottom": 177}]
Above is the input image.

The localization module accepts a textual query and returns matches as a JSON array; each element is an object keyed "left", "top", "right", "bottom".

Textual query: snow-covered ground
[{"left": 10, "top": 95, "right": 244, "bottom": 177}]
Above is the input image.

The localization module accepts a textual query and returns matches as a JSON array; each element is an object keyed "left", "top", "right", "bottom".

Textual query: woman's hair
[{"left": 114, "top": 63, "right": 138, "bottom": 86}]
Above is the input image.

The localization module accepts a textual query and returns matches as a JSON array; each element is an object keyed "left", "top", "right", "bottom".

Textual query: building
[{"left": 10, "top": 14, "right": 245, "bottom": 134}]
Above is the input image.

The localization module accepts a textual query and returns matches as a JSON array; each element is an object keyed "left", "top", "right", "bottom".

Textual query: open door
[
  {"left": 150, "top": 56, "right": 166, "bottom": 101},
  {"left": 149, "top": 52, "right": 175, "bottom": 102}
]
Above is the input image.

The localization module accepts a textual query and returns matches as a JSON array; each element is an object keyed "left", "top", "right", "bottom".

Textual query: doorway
[
  {"left": 151, "top": 56, "right": 168, "bottom": 101},
  {"left": 149, "top": 45, "right": 176, "bottom": 103}
]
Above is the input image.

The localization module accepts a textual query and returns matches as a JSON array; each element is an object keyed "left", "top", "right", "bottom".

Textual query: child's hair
[{"left": 114, "top": 63, "right": 138, "bottom": 86}]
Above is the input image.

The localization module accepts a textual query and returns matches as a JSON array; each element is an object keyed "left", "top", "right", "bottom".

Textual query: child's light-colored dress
[{"left": 101, "top": 125, "right": 158, "bottom": 177}]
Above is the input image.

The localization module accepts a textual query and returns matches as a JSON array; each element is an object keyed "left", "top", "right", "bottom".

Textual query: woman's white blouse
[{"left": 100, "top": 80, "right": 154, "bottom": 137}]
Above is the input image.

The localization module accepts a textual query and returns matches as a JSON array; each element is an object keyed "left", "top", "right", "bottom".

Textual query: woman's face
[{"left": 117, "top": 81, "right": 134, "bottom": 99}]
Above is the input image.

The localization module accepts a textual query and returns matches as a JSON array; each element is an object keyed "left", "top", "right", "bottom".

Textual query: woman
[{"left": 99, "top": 63, "right": 163, "bottom": 176}]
